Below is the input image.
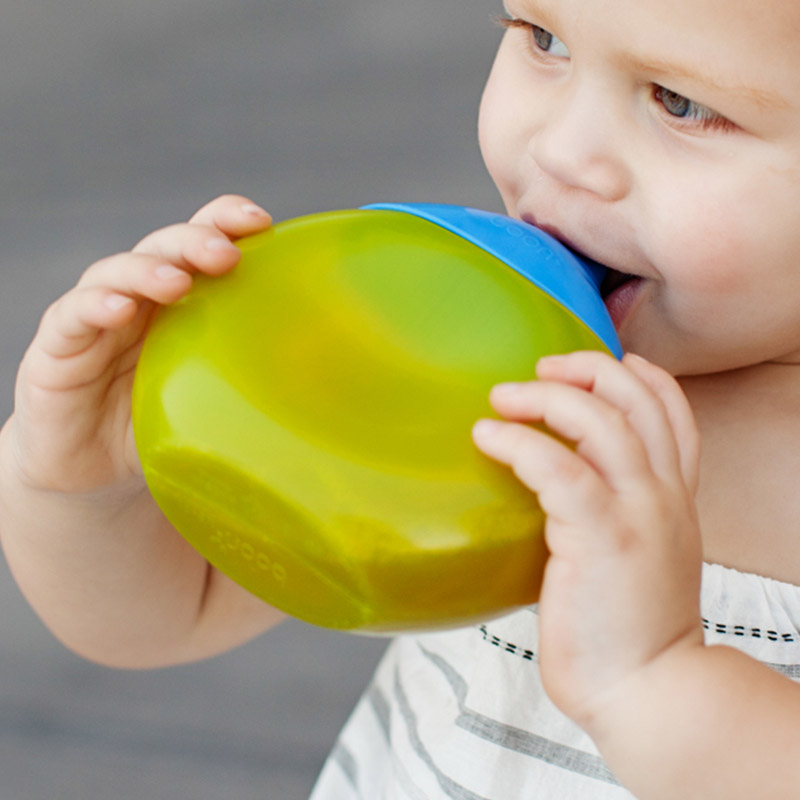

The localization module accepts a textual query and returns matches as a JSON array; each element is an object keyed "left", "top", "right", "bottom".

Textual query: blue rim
[{"left": 362, "top": 202, "right": 623, "bottom": 359}]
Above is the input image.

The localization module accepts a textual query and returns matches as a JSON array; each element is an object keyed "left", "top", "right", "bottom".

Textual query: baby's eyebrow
[{"left": 624, "top": 54, "right": 789, "bottom": 111}]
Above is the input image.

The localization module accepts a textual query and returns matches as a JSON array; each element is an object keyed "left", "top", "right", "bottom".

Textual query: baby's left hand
[{"left": 473, "top": 351, "right": 705, "bottom": 734}]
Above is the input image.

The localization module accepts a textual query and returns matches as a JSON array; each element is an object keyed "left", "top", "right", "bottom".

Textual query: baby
[{"left": 2, "top": 0, "right": 800, "bottom": 797}]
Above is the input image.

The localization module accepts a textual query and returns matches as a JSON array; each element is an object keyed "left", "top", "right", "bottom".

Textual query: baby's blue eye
[
  {"left": 531, "top": 25, "right": 570, "bottom": 58},
  {"left": 657, "top": 87, "right": 718, "bottom": 123}
]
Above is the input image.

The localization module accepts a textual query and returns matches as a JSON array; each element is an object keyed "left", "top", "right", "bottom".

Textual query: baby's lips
[{"left": 601, "top": 267, "right": 637, "bottom": 298}]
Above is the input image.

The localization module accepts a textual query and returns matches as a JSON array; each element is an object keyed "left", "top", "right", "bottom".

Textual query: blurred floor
[{"left": 0, "top": 1, "right": 504, "bottom": 797}]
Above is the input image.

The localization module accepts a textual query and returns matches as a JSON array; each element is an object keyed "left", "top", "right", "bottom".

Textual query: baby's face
[{"left": 479, "top": 0, "right": 800, "bottom": 375}]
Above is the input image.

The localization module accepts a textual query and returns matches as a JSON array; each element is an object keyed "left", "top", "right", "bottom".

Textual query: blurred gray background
[{"left": 0, "top": 1, "right": 504, "bottom": 798}]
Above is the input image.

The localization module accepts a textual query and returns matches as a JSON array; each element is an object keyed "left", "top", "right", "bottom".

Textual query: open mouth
[
  {"left": 600, "top": 268, "right": 638, "bottom": 299},
  {"left": 599, "top": 268, "right": 644, "bottom": 329}
]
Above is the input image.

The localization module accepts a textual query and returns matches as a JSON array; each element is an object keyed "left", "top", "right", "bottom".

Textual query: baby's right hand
[{"left": 6, "top": 194, "right": 272, "bottom": 497}]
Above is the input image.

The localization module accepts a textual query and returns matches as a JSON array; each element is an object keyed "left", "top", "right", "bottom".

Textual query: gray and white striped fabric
[{"left": 310, "top": 563, "right": 800, "bottom": 799}]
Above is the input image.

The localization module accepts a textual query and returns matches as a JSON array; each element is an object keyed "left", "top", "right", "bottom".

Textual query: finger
[
  {"left": 534, "top": 351, "right": 684, "bottom": 484},
  {"left": 77, "top": 252, "right": 193, "bottom": 302},
  {"left": 132, "top": 222, "right": 244, "bottom": 274},
  {"left": 622, "top": 353, "right": 701, "bottom": 493},
  {"left": 488, "top": 380, "right": 654, "bottom": 493},
  {"left": 472, "top": 418, "right": 610, "bottom": 530},
  {"left": 188, "top": 194, "right": 273, "bottom": 238},
  {"left": 133, "top": 195, "right": 272, "bottom": 270},
  {"left": 34, "top": 286, "right": 140, "bottom": 360}
]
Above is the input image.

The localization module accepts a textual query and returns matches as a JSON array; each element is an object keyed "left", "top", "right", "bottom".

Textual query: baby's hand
[
  {"left": 6, "top": 195, "right": 272, "bottom": 496},
  {"left": 473, "top": 351, "right": 705, "bottom": 733}
]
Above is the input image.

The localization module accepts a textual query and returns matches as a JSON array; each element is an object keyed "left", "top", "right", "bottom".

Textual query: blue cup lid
[{"left": 362, "top": 202, "right": 622, "bottom": 359}]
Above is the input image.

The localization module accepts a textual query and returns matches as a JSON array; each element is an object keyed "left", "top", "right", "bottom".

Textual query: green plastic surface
[{"left": 132, "top": 209, "right": 612, "bottom": 633}]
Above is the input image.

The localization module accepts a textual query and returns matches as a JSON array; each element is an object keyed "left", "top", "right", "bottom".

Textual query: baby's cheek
[
  {"left": 652, "top": 199, "right": 754, "bottom": 297},
  {"left": 478, "top": 97, "right": 514, "bottom": 190},
  {"left": 478, "top": 51, "right": 535, "bottom": 203}
]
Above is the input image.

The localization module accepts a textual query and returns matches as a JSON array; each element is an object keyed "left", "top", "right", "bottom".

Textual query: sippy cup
[{"left": 132, "top": 203, "right": 621, "bottom": 633}]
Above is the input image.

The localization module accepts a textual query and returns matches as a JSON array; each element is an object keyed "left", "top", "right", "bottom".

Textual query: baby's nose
[{"left": 527, "top": 78, "right": 632, "bottom": 201}]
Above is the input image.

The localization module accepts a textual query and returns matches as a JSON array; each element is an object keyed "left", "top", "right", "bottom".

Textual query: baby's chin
[{"left": 616, "top": 326, "right": 728, "bottom": 378}]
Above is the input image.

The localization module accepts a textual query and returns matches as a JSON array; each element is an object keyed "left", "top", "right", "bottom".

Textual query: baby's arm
[
  {"left": 474, "top": 352, "right": 800, "bottom": 798},
  {"left": 0, "top": 195, "right": 285, "bottom": 668}
]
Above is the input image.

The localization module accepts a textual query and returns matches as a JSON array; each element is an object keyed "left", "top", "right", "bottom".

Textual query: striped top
[{"left": 309, "top": 563, "right": 800, "bottom": 799}]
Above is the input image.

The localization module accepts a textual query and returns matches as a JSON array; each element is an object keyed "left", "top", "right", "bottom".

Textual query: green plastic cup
[{"left": 132, "top": 204, "right": 621, "bottom": 633}]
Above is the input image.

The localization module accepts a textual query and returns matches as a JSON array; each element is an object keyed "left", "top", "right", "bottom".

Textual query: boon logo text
[{"left": 210, "top": 530, "right": 287, "bottom": 584}]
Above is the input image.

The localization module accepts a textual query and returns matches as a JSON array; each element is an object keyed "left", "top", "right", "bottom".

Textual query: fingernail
[
  {"left": 473, "top": 419, "right": 502, "bottom": 438},
  {"left": 536, "top": 355, "right": 566, "bottom": 376},
  {"left": 205, "top": 238, "right": 239, "bottom": 253},
  {"left": 241, "top": 203, "right": 270, "bottom": 217},
  {"left": 492, "top": 382, "right": 523, "bottom": 396},
  {"left": 205, "top": 237, "right": 239, "bottom": 252},
  {"left": 155, "top": 264, "right": 186, "bottom": 280},
  {"left": 105, "top": 293, "right": 134, "bottom": 311}
]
